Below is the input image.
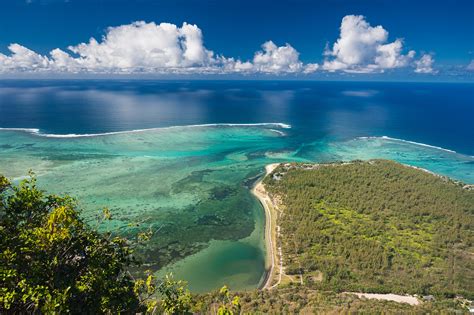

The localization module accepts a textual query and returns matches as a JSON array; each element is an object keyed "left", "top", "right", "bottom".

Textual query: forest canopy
[{"left": 264, "top": 160, "right": 474, "bottom": 299}]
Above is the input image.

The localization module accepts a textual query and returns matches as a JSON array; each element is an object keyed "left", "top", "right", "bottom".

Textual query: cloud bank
[
  {"left": 0, "top": 16, "right": 435, "bottom": 75},
  {"left": 0, "top": 21, "right": 317, "bottom": 75},
  {"left": 2, "top": 22, "right": 217, "bottom": 74}
]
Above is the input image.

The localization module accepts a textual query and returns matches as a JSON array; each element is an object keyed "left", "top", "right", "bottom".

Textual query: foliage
[
  {"left": 157, "top": 274, "right": 193, "bottom": 314},
  {"left": 0, "top": 173, "right": 142, "bottom": 313},
  {"left": 216, "top": 286, "right": 241, "bottom": 315},
  {"left": 192, "top": 286, "right": 242, "bottom": 315},
  {"left": 264, "top": 160, "right": 474, "bottom": 298},
  {"left": 200, "top": 286, "right": 468, "bottom": 314}
]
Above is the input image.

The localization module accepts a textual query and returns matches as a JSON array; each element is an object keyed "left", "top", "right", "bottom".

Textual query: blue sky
[{"left": 0, "top": 0, "right": 473, "bottom": 80}]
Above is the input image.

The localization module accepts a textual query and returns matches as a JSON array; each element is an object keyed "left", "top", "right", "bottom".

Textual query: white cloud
[
  {"left": 414, "top": 54, "right": 436, "bottom": 74},
  {"left": 0, "top": 44, "right": 50, "bottom": 71},
  {"left": 303, "top": 63, "right": 319, "bottom": 74},
  {"left": 375, "top": 40, "right": 415, "bottom": 69},
  {"left": 0, "top": 17, "right": 439, "bottom": 76},
  {"left": 53, "top": 21, "right": 217, "bottom": 73},
  {"left": 323, "top": 15, "right": 430, "bottom": 73},
  {"left": 223, "top": 41, "right": 318, "bottom": 74},
  {"left": 251, "top": 41, "right": 317, "bottom": 74},
  {"left": 0, "top": 21, "right": 316, "bottom": 75}
]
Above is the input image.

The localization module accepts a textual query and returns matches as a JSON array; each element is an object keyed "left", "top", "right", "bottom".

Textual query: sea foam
[
  {"left": 0, "top": 123, "right": 291, "bottom": 138},
  {"left": 0, "top": 128, "right": 40, "bottom": 133},
  {"left": 357, "top": 136, "right": 459, "bottom": 155}
]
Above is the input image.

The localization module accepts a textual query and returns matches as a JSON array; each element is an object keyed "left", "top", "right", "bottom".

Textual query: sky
[{"left": 0, "top": 0, "right": 473, "bottom": 80}]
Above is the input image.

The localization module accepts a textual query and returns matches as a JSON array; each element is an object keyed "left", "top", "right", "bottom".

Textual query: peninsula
[{"left": 248, "top": 159, "right": 474, "bottom": 313}]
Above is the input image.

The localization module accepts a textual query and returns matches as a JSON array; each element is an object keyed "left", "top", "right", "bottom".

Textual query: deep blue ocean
[
  {"left": 0, "top": 80, "right": 473, "bottom": 292},
  {"left": 1, "top": 80, "right": 473, "bottom": 155}
]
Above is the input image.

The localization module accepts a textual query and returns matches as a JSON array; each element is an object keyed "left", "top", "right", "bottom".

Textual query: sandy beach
[{"left": 252, "top": 163, "right": 281, "bottom": 289}]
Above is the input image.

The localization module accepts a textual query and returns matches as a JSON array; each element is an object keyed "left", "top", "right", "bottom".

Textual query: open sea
[{"left": 0, "top": 80, "right": 473, "bottom": 292}]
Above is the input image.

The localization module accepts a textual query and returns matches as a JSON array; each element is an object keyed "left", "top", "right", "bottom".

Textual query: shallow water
[
  {"left": 0, "top": 124, "right": 299, "bottom": 292},
  {"left": 0, "top": 80, "right": 473, "bottom": 292}
]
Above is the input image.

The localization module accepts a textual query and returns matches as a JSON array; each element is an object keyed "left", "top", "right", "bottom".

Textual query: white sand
[
  {"left": 348, "top": 293, "right": 420, "bottom": 305},
  {"left": 252, "top": 163, "right": 280, "bottom": 289}
]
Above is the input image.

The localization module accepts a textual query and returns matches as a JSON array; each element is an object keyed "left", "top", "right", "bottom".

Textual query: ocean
[{"left": 0, "top": 80, "right": 473, "bottom": 292}]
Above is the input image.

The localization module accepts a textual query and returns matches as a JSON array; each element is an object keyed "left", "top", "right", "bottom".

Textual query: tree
[
  {"left": 157, "top": 274, "right": 193, "bottom": 314},
  {"left": 216, "top": 286, "right": 241, "bottom": 315},
  {"left": 0, "top": 173, "right": 142, "bottom": 313}
]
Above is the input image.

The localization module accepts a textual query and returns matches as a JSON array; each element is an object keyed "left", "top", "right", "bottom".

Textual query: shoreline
[{"left": 252, "top": 163, "right": 280, "bottom": 290}]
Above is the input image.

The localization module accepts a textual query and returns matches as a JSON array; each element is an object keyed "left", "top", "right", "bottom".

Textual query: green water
[
  {"left": 0, "top": 125, "right": 305, "bottom": 292},
  {"left": 1, "top": 125, "right": 473, "bottom": 292}
]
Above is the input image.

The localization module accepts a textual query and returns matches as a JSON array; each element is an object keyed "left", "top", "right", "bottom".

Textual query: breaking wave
[
  {"left": 0, "top": 123, "right": 291, "bottom": 138},
  {"left": 357, "top": 136, "right": 460, "bottom": 155}
]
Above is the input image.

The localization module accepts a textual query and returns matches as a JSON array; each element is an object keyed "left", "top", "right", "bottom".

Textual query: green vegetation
[
  {"left": 0, "top": 173, "right": 153, "bottom": 313},
  {"left": 2, "top": 161, "right": 472, "bottom": 313},
  {"left": 264, "top": 160, "right": 474, "bottom": 299},
  {"left": 196, "top": 286, "right": 467, "bottom": 313}
]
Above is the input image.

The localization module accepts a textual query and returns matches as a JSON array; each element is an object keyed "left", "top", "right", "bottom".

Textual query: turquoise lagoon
[{"left": 1, "top": 81, "right": 473, "bottom": 292}]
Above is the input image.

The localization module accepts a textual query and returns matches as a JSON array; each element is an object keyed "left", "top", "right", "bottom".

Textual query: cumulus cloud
[
  {"left": 63, "top": 22, "right": 216, "bottom": 72},
  {"left": 223, "top": 41, "right": 318, "bottom": 74},
  {"left": 251, "top": 41, "right": 317, "bottom": 73},
  {"left": 0, "top": 21, "right": 316, "bottom": 75},
  {"left": 323, "top": 15, "right": 432, "bottom": 73},
  {"left": 0, "top": 44, "right": 51, "bottom": 71},
  {"left": 0, "top": 17, "right": 438, "bottom": 76},
  {"left": 414, "top": 54, "right": 436, "bottom": 74}
]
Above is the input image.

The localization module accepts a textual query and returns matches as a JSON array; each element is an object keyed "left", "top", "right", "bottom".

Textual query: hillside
[{"left": 263, "top": 160, "right": 474, "bottom": 299}]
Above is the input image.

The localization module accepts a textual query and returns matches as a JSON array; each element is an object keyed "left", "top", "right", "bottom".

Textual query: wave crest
[
  {"left": 357, "top": 136, "right": 459, "bottom": 154},
  {"left": 0, "top": 123, "right": 291, "bottom": 138}
]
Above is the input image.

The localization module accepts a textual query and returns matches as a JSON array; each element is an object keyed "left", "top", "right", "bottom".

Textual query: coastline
[{"left": 252, "top": 163, "right": 280, "bottom": 290}]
